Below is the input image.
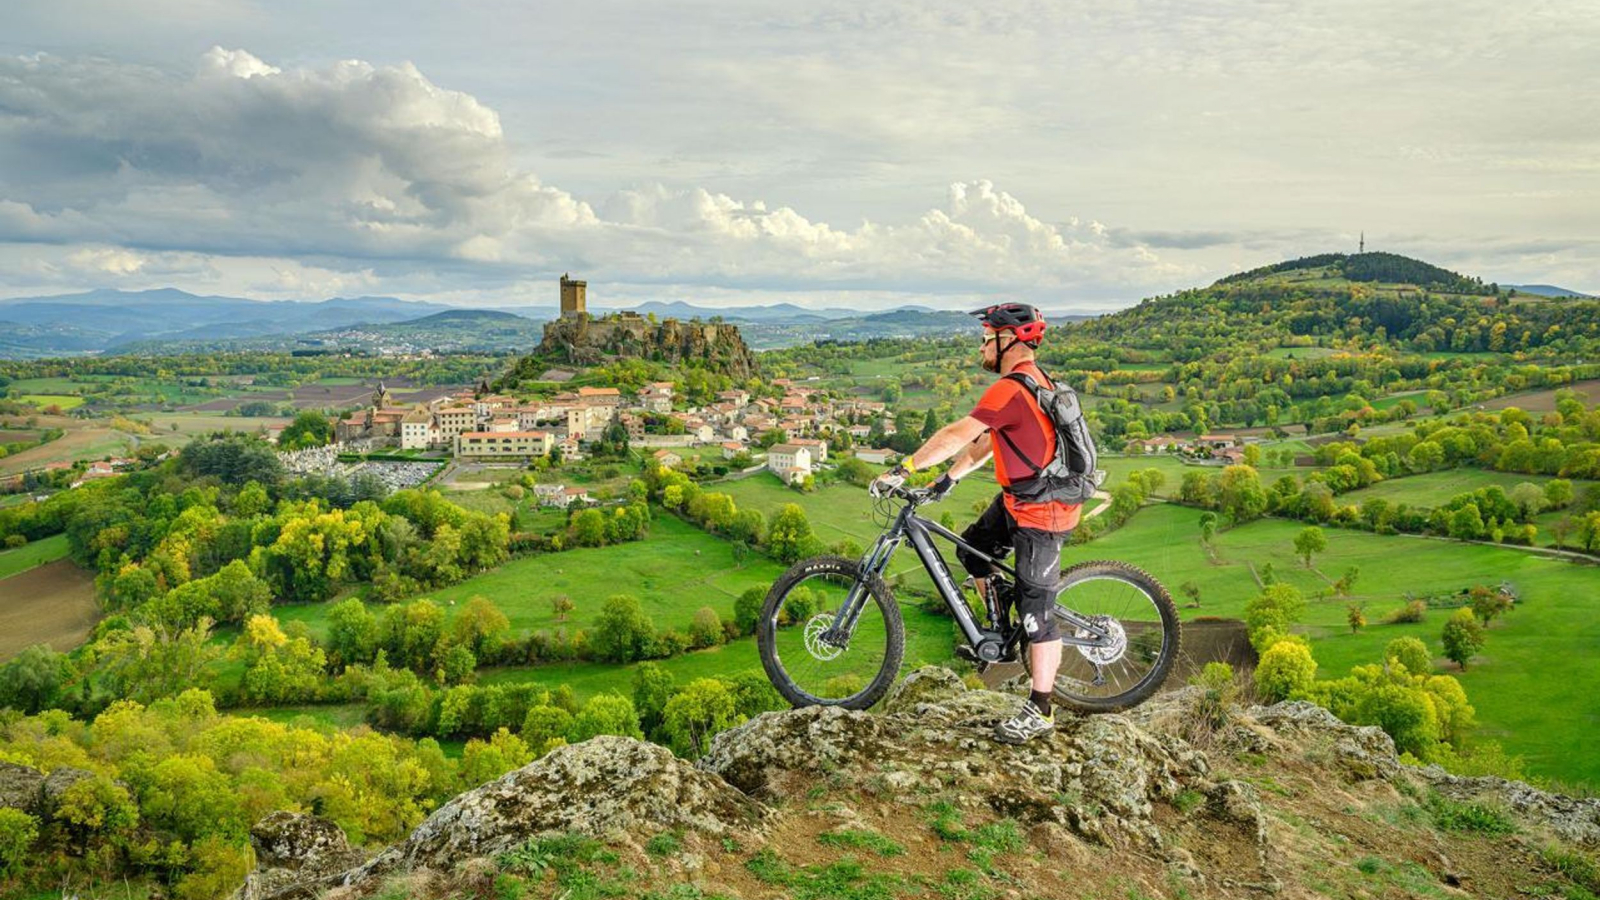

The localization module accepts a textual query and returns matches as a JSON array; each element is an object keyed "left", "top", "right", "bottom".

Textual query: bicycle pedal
[{"left": 954, "top": 645, "right": 983, "bottom": 665}]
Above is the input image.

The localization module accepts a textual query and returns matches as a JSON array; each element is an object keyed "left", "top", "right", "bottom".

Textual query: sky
[{"left": 1, "top": 0, "right": 1596, "bottom": 311}]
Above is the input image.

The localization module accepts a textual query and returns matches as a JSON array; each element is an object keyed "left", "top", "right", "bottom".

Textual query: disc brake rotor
[
  {"left": 1075, "top": 615, "right": 1127, "bottom": 666},
  {"left": 803, "top": 613, "right": 845, "bottom": 661}
]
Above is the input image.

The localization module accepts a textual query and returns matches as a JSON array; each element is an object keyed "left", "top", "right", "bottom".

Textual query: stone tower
[{"left": 560, "top": 273, "right": 587, "bottom": 319}]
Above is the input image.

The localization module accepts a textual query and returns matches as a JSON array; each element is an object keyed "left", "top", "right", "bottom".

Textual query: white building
[
  {"left": 767, "top": 443, "right": 814, "bottom": 484},
  {"left": 454, "top": 430, "right": 553, "bottom": 458}
]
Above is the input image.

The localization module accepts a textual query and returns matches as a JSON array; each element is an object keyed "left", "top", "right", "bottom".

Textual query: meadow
[
  {"left": 1053, "top": 502, "right": 1600, "bottom": 785},
  {"left": 0, "top": 532, "right": 70, "bottom": 578}
]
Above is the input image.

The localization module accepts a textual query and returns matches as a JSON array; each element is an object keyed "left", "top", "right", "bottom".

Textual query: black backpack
[{"left": 994, "top": 369, "right": 1103, "bottom": 505}]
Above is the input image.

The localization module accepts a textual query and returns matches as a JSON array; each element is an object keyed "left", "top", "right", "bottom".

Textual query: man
[{"left": 870, "top": 302, "right": 1079, "bottom": 744}]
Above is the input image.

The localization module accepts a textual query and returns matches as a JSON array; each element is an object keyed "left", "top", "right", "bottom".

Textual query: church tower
[{"left": 560, "top": 273, "right": 587, "bottom": 319}]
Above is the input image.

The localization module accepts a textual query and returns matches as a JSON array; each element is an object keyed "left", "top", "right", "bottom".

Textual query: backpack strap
[{"left": 997, "top": 371, "right": 1049, "bottom": 475}]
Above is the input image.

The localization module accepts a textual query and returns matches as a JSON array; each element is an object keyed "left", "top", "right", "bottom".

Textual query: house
[
  {"left": 766, "top": 444, "right": 813, "bottom": 483},
  {"left": 1129, "top": 435, "right": 1181, "bottom": 454},
  {"left": 847, "top": 424, "right": 871, "bottom": 439},
  {"left": 454, "top": 431, "right": 553, "bottom": 458},
  {"left": 790, "top": 438, "right": 829, "bottom": 463},
  {"left": 558, "top": 436, "right": 582, "bottom": 460},
  {"left": 640, "top": 381, "right": 674, "bottom": 413},
  {"left": 726, "top": 424, "right": 749, "bottom": 442},
  {"left": 563, "top": 486, "right": 593, "bottom": 506},
  {"left": 652, "top": 449, "right": 683, "bottom": 469},
  {"left": 854, "top": 448, "right": 895, "bottom": 465},
  {"left": 533, "top": 484, "right": 568, "bottom": 507},
  {"left": 1217, "top": 447, "right": 1247, "bottom": 465},
  {"left": 717, "top": 389, "right": 750, "bottom": 406},
  {"left": 435, "top": 406, "right": 478, "bottom": 439},
  {"left": 400, "top": 407, "right": 437, "bottom": 450},
  {"left": 1199, "top": 434, "right": 1239, "bottom": 450},
  {"left": 721, "top": 441, "right": 747, "bottom": 460},
  {"left": 577, "top": 387, "right": 622, "bottom": 407},
  {"left": 618, "top": 413, "right": 645, "bottom": 441}
]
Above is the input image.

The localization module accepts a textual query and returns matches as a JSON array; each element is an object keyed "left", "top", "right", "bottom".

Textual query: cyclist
[{"left": 869, "top": 302, "right": 1079, "bottom": 744}]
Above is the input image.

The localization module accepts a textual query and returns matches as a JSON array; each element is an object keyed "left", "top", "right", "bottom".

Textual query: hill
[
  {"left": 226, "top": 671, "right": 1600, "bottom": 899},
  {"left": 1072, "top": 250, "right": 1600, "bottom": 362}
]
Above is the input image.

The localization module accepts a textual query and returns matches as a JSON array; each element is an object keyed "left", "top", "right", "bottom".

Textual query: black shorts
[{"left": 954, "top": 492, "right": 1069, "bottom": 641}]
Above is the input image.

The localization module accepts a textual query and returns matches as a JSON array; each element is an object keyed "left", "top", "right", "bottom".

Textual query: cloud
[{"left": 0, "top": 48, "right": 1189, "bottom": 306}]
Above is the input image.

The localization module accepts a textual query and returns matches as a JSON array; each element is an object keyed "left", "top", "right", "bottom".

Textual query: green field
[
  {"left": 20, "top": 394, "right": 84, "bottom": 410},
  {"left": 1340, "top": 469, "right": 1587, "bottom": 509},
  {"left": 1057, "top": 502, "right": 1600, "bottom": 785},
  {"left": 269, "top": 515, "right": 792, "bottom": 642},
  {"left": 0, "top": 533, "right": 71, "bottom": 578}
]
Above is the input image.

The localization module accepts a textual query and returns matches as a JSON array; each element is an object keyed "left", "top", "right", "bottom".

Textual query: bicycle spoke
[{"left": 768, "top": 570, "right": 891, "bottom": 704}]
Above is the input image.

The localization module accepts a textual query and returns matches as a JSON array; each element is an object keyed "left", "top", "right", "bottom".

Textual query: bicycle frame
[{"left": 829, "top": 495, "right": 1114, "bottom": 655}]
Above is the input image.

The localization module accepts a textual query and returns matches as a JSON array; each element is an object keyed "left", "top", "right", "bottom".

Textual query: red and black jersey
[{"left": 969, "top": 361, "right": 1081, "bottom": 532}]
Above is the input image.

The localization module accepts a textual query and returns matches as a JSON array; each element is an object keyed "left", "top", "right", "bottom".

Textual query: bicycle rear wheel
[
  {"left": 757, "top": 556, "right": 904, "bottom": 710},
  {"left": 1023, "top": 560, "right": 1180, "bottom": 713}
]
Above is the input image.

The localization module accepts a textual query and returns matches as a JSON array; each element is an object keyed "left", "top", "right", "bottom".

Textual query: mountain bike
[{"left": 756, "top": 483, "right": 1180, "bottom": 712}]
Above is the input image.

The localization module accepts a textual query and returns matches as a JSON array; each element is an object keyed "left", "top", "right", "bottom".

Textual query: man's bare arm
[
  {"left": 902, "top": 416, "right": 989, "bottom": 473},
  {"left": 944, "top": 432, "right": 992, "bottom": 481}
]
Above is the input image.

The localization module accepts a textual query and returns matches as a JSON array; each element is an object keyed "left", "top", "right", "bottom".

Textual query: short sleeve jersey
[{"left": 969, "top": 360, "right": 1081, "bottom": 533}]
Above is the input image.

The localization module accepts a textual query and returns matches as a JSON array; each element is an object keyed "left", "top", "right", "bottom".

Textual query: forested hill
[{"left": 1070, "top": 251, "right": 1600, "bottom": 362}]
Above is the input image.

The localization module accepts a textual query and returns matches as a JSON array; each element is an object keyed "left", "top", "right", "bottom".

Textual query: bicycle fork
[{"left": 819, "top": 532, "right": 899, "bottom": 648}]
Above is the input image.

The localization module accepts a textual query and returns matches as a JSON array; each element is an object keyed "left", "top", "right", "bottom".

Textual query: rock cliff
[
  {"left": 512, "top": 312, "right": 759, "bottom": 382},
  {"left": 229, "top": 668, "right": 1600, "bottom": 900}
]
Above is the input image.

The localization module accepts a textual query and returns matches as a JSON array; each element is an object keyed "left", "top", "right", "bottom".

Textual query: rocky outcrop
[
  {"left": 701, "top": 667, "right": 1213, "bottom": 849},
  {"left": 233, "top": 812, "right": 368, "bottom": 900},
  {"left": 0, "top": 761, "right": 44, "bottom": 815},
  {"left": 227, "top": 668, "right": 1600, "bottom": 899},
  {"left": 528, "top": 313, "right": 759, "bottom": 380},
  {"left": 342, "top": 735, "right": 764, "bottom": 886}
]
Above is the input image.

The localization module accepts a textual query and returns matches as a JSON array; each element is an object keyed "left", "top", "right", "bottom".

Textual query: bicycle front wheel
[
  {"left": 757, "top": 556, "right": 904, "bottom": 710},
  {"left": 1024, "top": 560, "right": 1180, "bottom": 713}
]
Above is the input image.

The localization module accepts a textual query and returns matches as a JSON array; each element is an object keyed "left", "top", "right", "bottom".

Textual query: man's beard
[{"left": 980, "top": 354, "right": 1000, "bottom": 373}]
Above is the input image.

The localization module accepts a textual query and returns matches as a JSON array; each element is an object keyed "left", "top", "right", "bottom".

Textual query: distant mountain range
[
  {"left": 0, "top": 289, "right": 1101, "bottom": 357},
  {"left": 1504, "top": 284, "right": 1594, "bottom": 299},
  {"left": 2, "top": 264, "right": 1588, "bottom": 359}
]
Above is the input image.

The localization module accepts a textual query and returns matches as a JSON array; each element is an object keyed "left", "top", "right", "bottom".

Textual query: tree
[
  {"left": 1469, "top": 585, "right": 1511, "bottom": 626},
  {"left": 450, "top": 596, "right": 511, "bottom": 658},
  {"left": 278, "top": 410, "right": 334, "bottom": 451},
  {"left": 1334, "top": 565, "right": 1360, "bottom": 597},
  {"left": 1346, "top": 605, "right": 1366, "bottom": 633},
  {"left": 1293, "top": 526, "right": 1327, "bottom": 568},
  {"left": 1255, "top": 641, "right": 1316, "bottom": 703},
  {"left": 1243, "top": 583, "right": 1305, "bottom": 652},
  {"left": 1179, "top": 580, "right": 1201, "bottom": 608},
  {"left": 569, "top": 693, "right": 644, "bottom": 741},
  {"left": 0, "top": 644, "right": 68, "bottom": 713},
  {"left": 327, "top": 598, "right": 381, "bottom": 669},
  {"left": 1385, "top": 637, "right": 1432, "bottom": 676},
  {"left": 632, "top": 662, "right": 677, "bottom": 736},
  {"left": 590, "top": 594, "right": 656, "bottom": 663},
  {"left": 661, "top": 678, "right": 744, "bottom": 757},
  {"left": 1216, "top": 465, "right": 1268, "bottom": 525},
  {"left": 1544, "top": 478, "right": 1575, "bottom": 509},
  {"left": 1448, "top": 504, "right": 1485, "bottom": 541},
  {"left": 688, "top": 607, "right": 726, "bottom": 649},
  {"left": 551, "top": 595, "right": 575, "bottom": 622},
  {"left": 521, "top": 705, "right": 575, "bottom": 755},
  {"left": 460, "top": 729, "right": 534, "bottom": 788},
  {"left": 766, "top": 503, "right": 815, "bottom": 564},
  {"left": 1509, "top": 482, "right": 1546, "bottom": 522},
  {"left": 1441, "top": 607, "right": 1485, "bottom": 670},
  {"left": 733, "top": 586, "right": 765, "bottom": 636},
  {"left": 0, "top": 808, "right": 39, "bottom": 878},
  {"left": 570, "top": 508, "right": 608, "bottom": 547}
]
